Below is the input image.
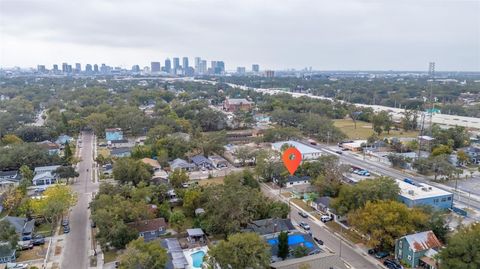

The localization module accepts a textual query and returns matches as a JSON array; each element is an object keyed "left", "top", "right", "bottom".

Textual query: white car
[{"left": 320, "top": 215, "right": 332, "bottom": 222}]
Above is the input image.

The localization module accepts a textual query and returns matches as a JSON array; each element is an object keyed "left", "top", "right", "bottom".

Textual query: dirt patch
[
  {"left": 16, "top": 245, "right": 47, "bottom": 261},
  {"left": 54, "top": 245, "right": 62, "bottom": 256}
]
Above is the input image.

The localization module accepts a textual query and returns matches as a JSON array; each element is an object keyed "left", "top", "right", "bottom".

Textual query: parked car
[
  {"left": 375, "top": 251, "right": 389, "bottom": 259},
  {"left": 32, "top": 235, "right": 45, "bottom": 246},
  {"left": 298, "top": 211, "right": 308, "bottom": 218},
  {"left": 63, "top": 226, "right": 70, "bottom": 234},
  {"left": 91, "top": 220, "right": 96, "bottom": 228},
  {"left": 17, "top": 241, "right": 33, "bottom": 250},
  {"left": 313, "top": 237, "right": 324, "bottom": 245},
  {"left": 299, "top": 222, "right": 310, "bottom": 230},
  {"left": 114, "top": 261, "right": 119, "bottom": 268},
  {"left": 62, "top": 219, "right": 69, "bottom": 227},
  {"left": 384, "top": 259, "right": 403, "bottom": 269},
  {"left": 335, "top": 150, "right": 343, "bottom": 155},
  {"left": 320, "top": 215, "right": 332, "bottom": 222}
]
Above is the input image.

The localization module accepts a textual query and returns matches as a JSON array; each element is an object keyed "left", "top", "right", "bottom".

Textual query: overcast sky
[{"left": 0, "top": 0, "right": 479, "bottom": 71}]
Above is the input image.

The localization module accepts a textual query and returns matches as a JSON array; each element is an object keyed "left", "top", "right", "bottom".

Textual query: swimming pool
[
  {"left": 191, "top": 250, "right": 206, "bottom": 268},
  {"left": 267, "top": 234, "right": 314, "bottom": 248}
]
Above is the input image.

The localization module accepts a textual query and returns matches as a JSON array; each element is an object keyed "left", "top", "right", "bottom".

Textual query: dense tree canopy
[{"left": 439, "top": 223, "right": 480, "bottom": 269}]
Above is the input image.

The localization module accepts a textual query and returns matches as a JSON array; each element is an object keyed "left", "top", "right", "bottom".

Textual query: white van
[{"left": 320, "top": 215, "right": 332, "bottom": 222}]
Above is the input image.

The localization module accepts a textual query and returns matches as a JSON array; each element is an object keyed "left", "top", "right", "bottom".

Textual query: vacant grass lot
[
  {"left": 333, "top": 119, "right": 418, "bottom": 140},
  {"left": 196, "top": 177, "right": 225, "bottom": 186}
]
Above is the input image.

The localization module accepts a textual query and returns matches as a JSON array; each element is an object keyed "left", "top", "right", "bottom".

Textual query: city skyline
[{"left": 1, "top": 0, "right": 479, "bottom": 71}]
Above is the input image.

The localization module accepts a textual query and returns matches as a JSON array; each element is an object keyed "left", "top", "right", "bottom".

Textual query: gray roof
[
  {"left": 169, "top": 158, "right": 195, "bottom": 170},
  {"left": 286, "top": 175, "right": 311, "bottom": 183},
  {"left": 34, "top": 165, "right": 61, "bottom": 173},
  {"left": 4, "top": 216, "right": 35, "bottom": 235},
  {"left": 245, "top": 218, "right": 295, "bottom": 236},
  {"left": 313, "top": 196, "right": 332, "bottom": 208},
  {"left": 0, "top": 243, "right": 15, "bottom": 259},
  {"left": 270, "top": 252, "right": 348, "bottom": 269},
  {"left": 190, "top": 155, "right": 212, "bottom": 166},
  {"left": 227, "top": 98, "right": 253, "bottom": 105},
  {"left": 0, "top": 170, "right": 21, "bottom": 181},
  {"left": 187, "top": 228, "right": 204, "bottom": 237},
  {"left": 161, "top": 238, "right": 188, "bottom": 269},
  {"left": 110, "top": 147, "right": 131, "bottom": 155}
]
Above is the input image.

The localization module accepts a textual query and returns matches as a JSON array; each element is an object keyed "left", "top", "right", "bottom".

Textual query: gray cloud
[{"left": 0, "top": 0, "right": 479, "bottom": 70}]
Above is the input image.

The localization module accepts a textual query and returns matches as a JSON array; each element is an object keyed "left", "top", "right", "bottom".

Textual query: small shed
[{"left": 187, "top": 228, "right": 205, "bottom": 243}]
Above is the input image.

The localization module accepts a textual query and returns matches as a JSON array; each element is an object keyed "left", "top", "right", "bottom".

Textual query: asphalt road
[
  {"left": 261, "top": 184, "right": 385, "bottom": 269},
  {"left": 61, "top": 132, "right": 98, "bottom": 269},
  {"left": 305, "top": 141, "right": 480, "bottom": 212}
]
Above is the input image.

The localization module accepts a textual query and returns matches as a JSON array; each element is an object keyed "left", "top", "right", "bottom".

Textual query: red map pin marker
[{"left": 282, "top": 147, "right": 302, "bottom": 175}]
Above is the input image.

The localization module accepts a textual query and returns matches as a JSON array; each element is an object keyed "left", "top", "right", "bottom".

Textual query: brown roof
[
  {"left": 126, "top": 218, "right": 166, "bottom": 233},
  {"left": 141, "top": 158, "right": 161, "bottom": 169},
  {"left": 404, "top": 230, "right": 442, "bottom": 252}
]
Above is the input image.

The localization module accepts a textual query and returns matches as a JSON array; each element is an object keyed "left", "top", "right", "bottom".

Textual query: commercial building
[
  {"left": 265, "top": 70, "right": 275, "bottom": 78},
  {"left": 182, "top": 57, "right": 189, "bottom": 71},
  {"left": 252, "top": 64, "right": 260, "bottom": 73},
  {"left": 151, "top": 62, "right": 161, "bottom": 73},
  {"left": 223, "top": 98, "right": 254, "bottom": 112},
  {"left": 164, "top": 58, "right": 172, "bottom": 73},
  {"left": 173, "top": 57, "right": 180, "bottom": 72},
  {"left": 396, "top": 179, "right": 453, "bottom": 210},
  {"left": 271, "top": 140, "right": 322, "bottom": 160},
  {"left": 236, "top": 67, "right": 246, "bottom": 74}
]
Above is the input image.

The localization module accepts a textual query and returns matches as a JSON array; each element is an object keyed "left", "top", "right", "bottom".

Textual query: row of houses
[{"left": 169, "top": 155, "right": 229, "bottom": 172}]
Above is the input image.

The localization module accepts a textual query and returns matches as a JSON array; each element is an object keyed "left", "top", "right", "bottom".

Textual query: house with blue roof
[{"left": 105, "top": 128, "right": 123, "bottom": 141}]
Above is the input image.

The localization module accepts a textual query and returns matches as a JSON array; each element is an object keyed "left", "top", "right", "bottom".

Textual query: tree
[
  {"left": 53, "top": 166, "right": 79, "bottom": 184},
  {"left": 169, "top": 169, "right": 189, "bottom": 188},
  {"left": 0, "top": 220, "right": 19, "bottom": 250},
  {"left": 113, "top": 158, "right": 153, "bottom": 186},
  {"left": 439, "top": 223, "right": 480, "bottom": 269},
  {"left": 277, "top": 231, "right": 289, "bottom": 260},
  {"left": 31, "top": 185, "right": 76, "bottom": 230},
  {"left": 431, "top": 145, "right": 453, "bottom": 157},
  {"left": 207, "top": 232, "right": 270, "bottom": 269},
  {"left": 292, "top": 245, "right": 309, "bottom": 258},
  {"left": 348, "top": 200, "right": 428, "bottom": 250},
  {"left": 183, "top": 189, "right": 202, "bottom": 217},
  {"left": 1, "top": 134, "right": 23, "bottom": 145},
  {"left": 457, "top": 150, "right": 469, "bottom": 165},
  {"left": 63, "top": 140, "right": 73, "bottom": 163},
  {"left": 332, "top": 176, "right": 400, "bottom": 215},
  {"left": 118, "top": 238, "right": 167, "bottom": 269},
  {"left": 1, "top": 188, "right": 23, "bottom": 214},
  {"left": 169, "top": 211, "right": 186, "bottom": 232},
  {"left": 19, "top": 164, "right": 34, "bottom": 191},
  {"left": 387, "top": 154, "right": 408, "bottom": 168}
]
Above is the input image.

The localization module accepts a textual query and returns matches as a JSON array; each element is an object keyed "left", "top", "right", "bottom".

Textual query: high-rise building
[
  {"left": 85, "top": 64, "right": 93, "bottom": 73},
  {"left": 194, "top": 57, "right": 201, "bottom": 70},
  {"left": 182, "top": 57, "right": 189, "bottom": 71},
  {"left": 93, "top": 64, "right": 99, "bottom": 73},
  {"left": 151, "top": 62, "right": 161, "bottom": 73},
  {"left": 37, "top": 65, "right": 46, "bottom": 73},
  {"left": 75, "top": 63, "right": 81, "bottom": 73},
  {"left": 236, "top": 67, "right": 246, "bottom": 75},
  {"left": 173, "top": 57, "right": 180, "bottom": 72},
  {"left": 252, "top": 64, "right": 260, "bottom": 73},
  {"left": 62, "top": 63, "right": 68, "bottom": 73},
  {"left": 200, "top": 60, "right": 207, "bottom": 74},
  {"left": 216, "top": 61, "right": 225, "bottom": 74},
  {"left": 100, "top": 63, "right": 108, "bottom": 73},
  {"left": 164, "top": 58, "right": 172, "bottom": 74},
  {"left": 265, "top": 70, "right": 275, "bottom": 78},
  {"left": 66, "top": 65, "right": 73, "bottom": 73},
  {"left": 53, "top": 64, "right": 59, "bottom": 72},
  {"left": 131, "top": 65, "right": 140, "bottom": 73}
]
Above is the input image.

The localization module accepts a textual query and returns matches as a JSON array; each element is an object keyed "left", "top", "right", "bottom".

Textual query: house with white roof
[{"left": 271, "top": 140, "right": 322, "bottom": 160}]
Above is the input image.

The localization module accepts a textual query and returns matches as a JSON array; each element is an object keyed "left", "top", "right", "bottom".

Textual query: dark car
[
  {"left": 91, "top": 220, "right": 96, "bottom": 228},
  {"left": 384, "top": 259, "right": 403, "bottom": 269},
  {"left": 335, "top": 150, "right": 343, "bottom": 155},
  {"left": 375, "top": 251, "right": 389, "bottom": 259},
  {"left": 114, "top": 261, "right": 119, "bottom": 268},
  {"left": 32, "top": 235, "right": 45, "bottom": 246},
  {"left": 313, "top": 237, "right": 324, "bottom": 245},
  {"left": 298, "top": 211, "right": 308, "bottom": 218},
  {"left": 62, "top": 219, "right": 69, "bottom": 227},
  {"left": 63, "top": 226, "right": 70, "bottom": 234}
]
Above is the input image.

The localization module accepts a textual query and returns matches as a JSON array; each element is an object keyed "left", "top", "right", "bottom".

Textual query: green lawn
[
  {"left": 103, "top": 249, "right": 120, "bottom": 264},
  {"left": 291, "top": 199, "right": 313, "bottom": 212},
  {"left": 35, "top": 223, "right": 53, "bottom": 237},
  {"left": 333, "top": 119, "right": 418, "bottom": 140}
]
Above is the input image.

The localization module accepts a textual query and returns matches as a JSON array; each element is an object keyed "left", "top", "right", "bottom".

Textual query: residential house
[
  {"left": 208, "top": 155, "right": 229, "bottom": 169},
  {"left": 396, "top": 179, "right": 453, "bottom": 210},
  {"left": 0, "top": 243, "right": 16, "bottom": 264},
  {"left": 0, "top": 170, "right": 21, "bottom": 192},
  {"left": 463, "top": 146, "right": 480, "bottom": 164},
  {"left": 169, "top": 158, "right": 195, "bottom": 172},
  {"left": 5, "top": 216, "right": 35, "bottom": 241},
  {"left": 223, "top": 98, "right": 254, "bottom": 112},
  {"left": 341, "top": 140, "right": 366, "bottom": 152},
  {"left": 105, "top": 128, "right": 123, "bottom": 141},
  {"left": 244, "top": 218, "right": 296, "bottom": 237},
  {"left": 32, "top": 165, "right": 60, "bottom": 188},
  {"left": 126, "top": 218, "right": 167, "bottom": 242},
  {"left": 37, "top": 140, "right": 60, "bottom": 155},
  {"left": 272, "top": 141, "right": 322, "bottom": 160},
  {"left": 108, "top": 139, "right": 135, "bottom": 148},
  {"left": 161, "top": 238, "right": 188, "bottom": 269},
  {"left": 55, "top": 134, "right": 73, "bottom": 145},
  {"left": 141, "top": 158, "right": 168, "bottom": 183},
  {"left": 310, "top": 196, "right": 332, "bottom": 212},
  {"left": 141, "top": 158, "right": 161, "bottom": 172},
  {"left": 270, "top": 252, "right": 348, "bottom": 269},
  {"left": 190, "top": 155, "right": 213, "bottom": 170},
  {"left": 395, "top": 230, "right": 442, "bottom": 269},
  {"left": 274, "top": 175, "right": 311, "bottom": 188},
  {"left": 110, "top": 147, "right": 131, "bottom": 158}
]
